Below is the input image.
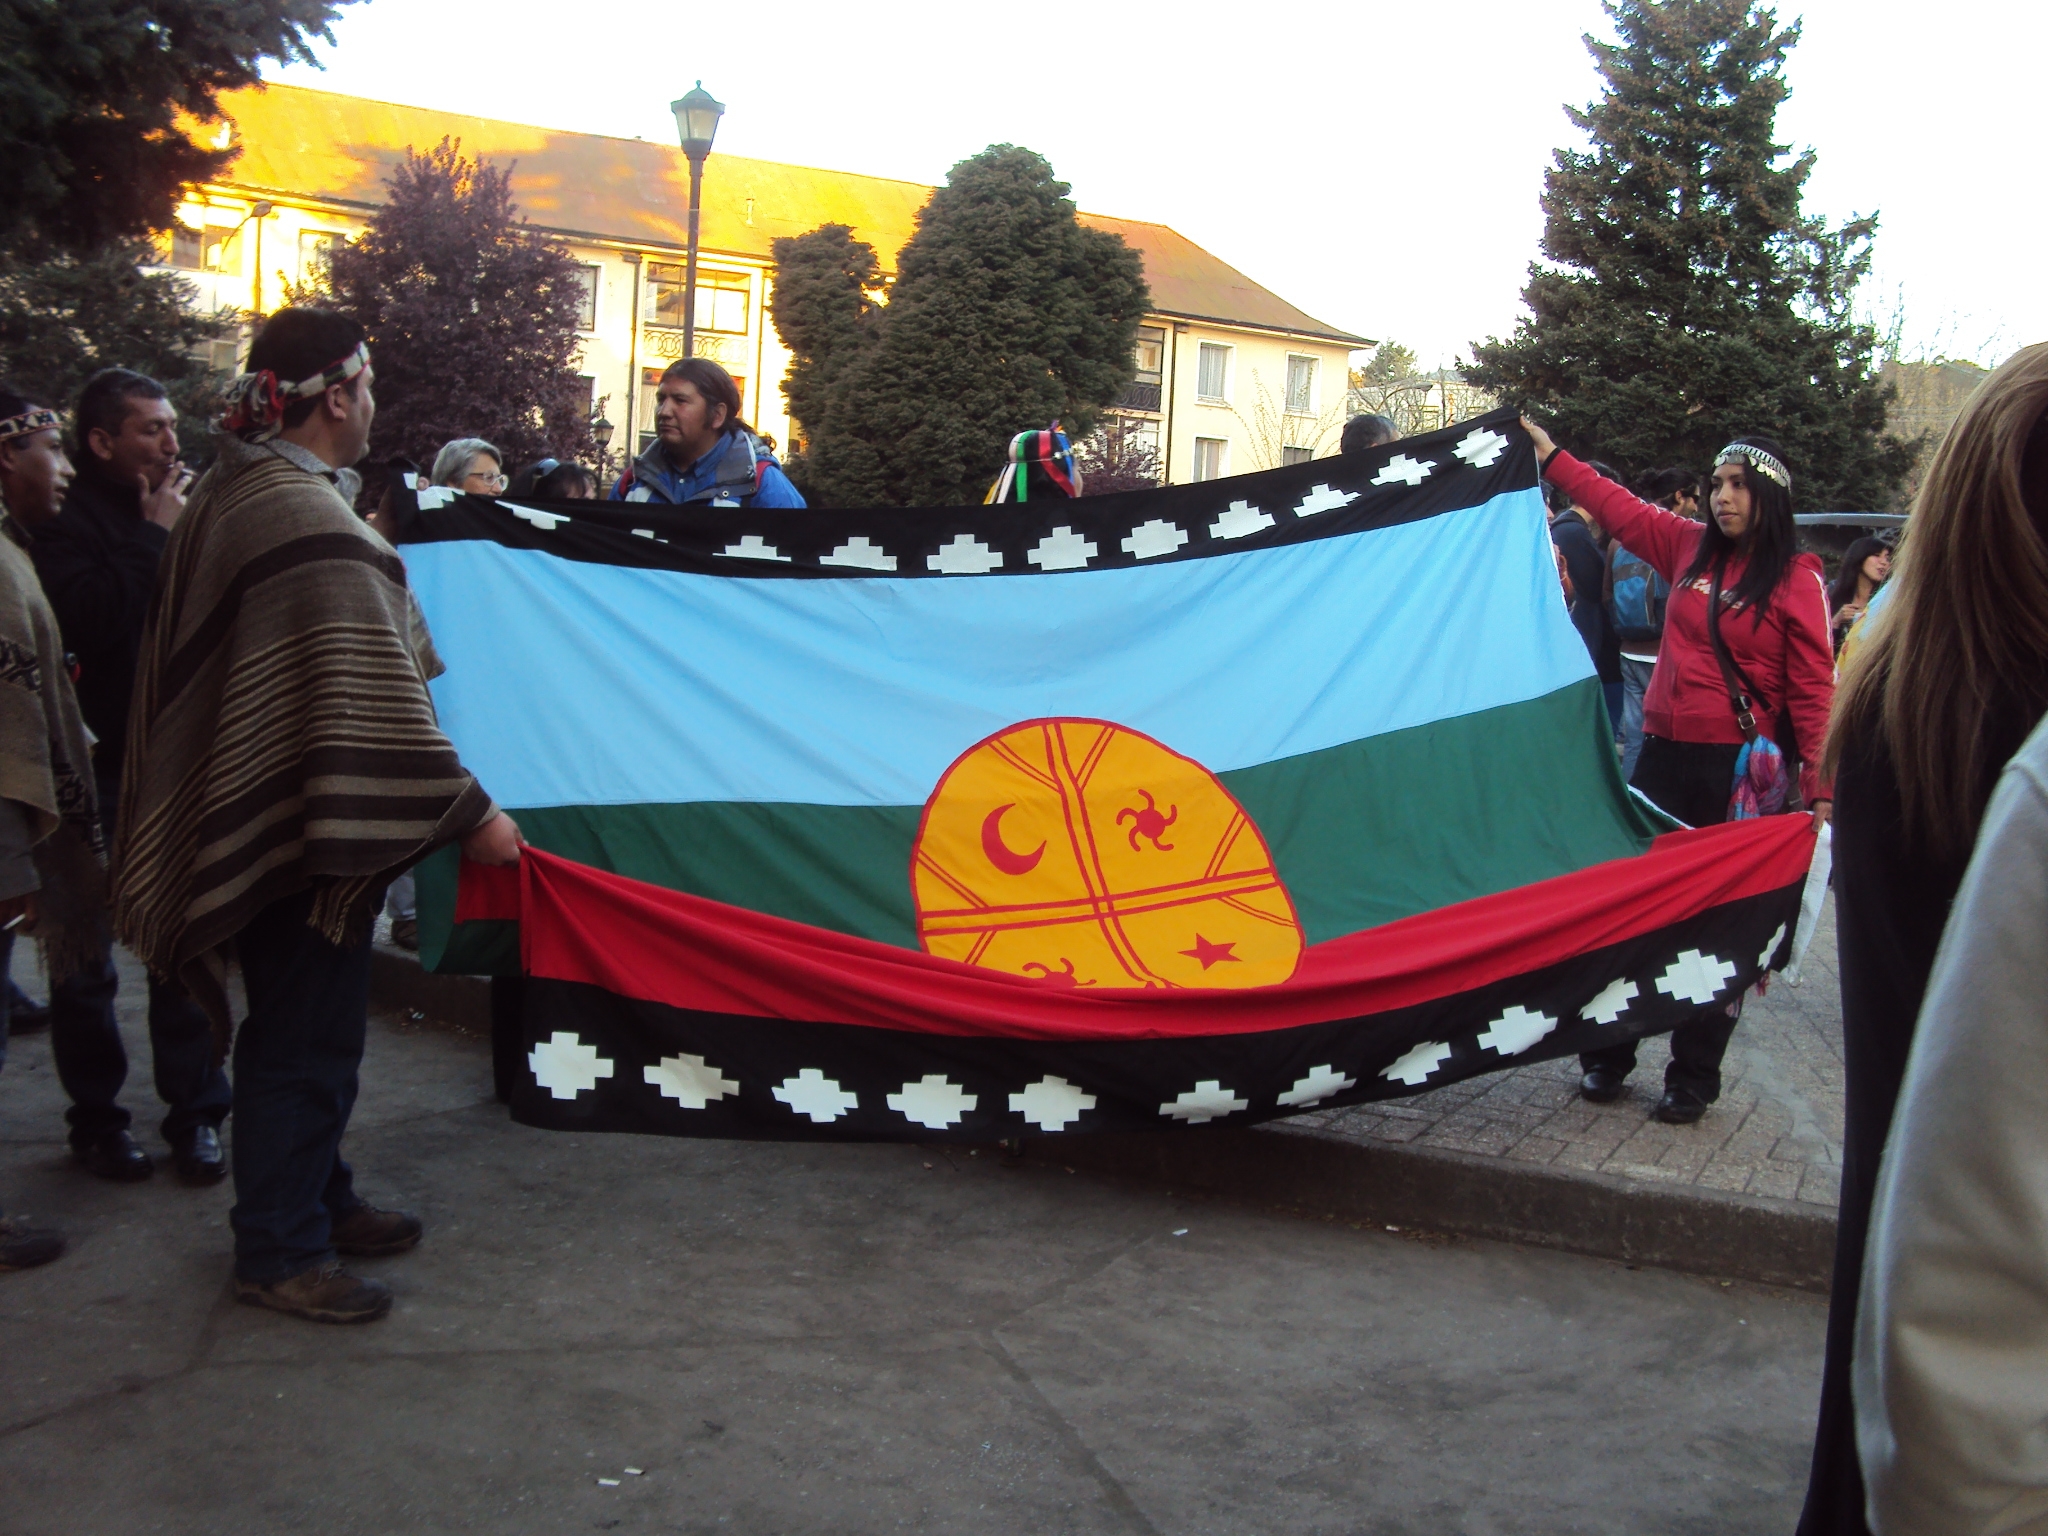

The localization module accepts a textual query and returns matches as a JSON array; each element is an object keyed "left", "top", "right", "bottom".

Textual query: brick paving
[{"left": 1279, "top": 892, "right": 1846, "bottom": 1209}]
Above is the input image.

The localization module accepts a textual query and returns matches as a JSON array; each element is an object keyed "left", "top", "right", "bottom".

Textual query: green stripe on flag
[{"left": 419, "top": 678, "right": 1657, "bottom": 973}]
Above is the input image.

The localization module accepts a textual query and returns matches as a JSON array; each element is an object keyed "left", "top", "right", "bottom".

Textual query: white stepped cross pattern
[
  {"left": 1160, "top": 1080, "right": 1250, "bottom": 1124},
  {"left": 528, "top": 1032, "right": 614, "bottom": 1100},
  {"left": 1581, "top": 977, "right": 1640, "bottom": 1026},
  {"left": 1121, "top": 519, "right": 1188, "bottom": 559},
  {"left": 1656, "top": 949, "right": 1739, "bottom": 1006},
  {"left": 643, "top": 1053, "right": 738, "bottom": 1109},
  {"left": 1476, "top": 1005, "right": 1558, "bottom": 1056},
  {"left": 719, "top": 535, "right": 790, "bottom": 562},
  {"left": 1027, "top": 526, "right": 1098, "bottom": 571},
  {"left": 1372, "top": 453, "right": 1436, "bottom": 487},
  {"left": 773, "top": 1068, "right": 858, "bottom": 1123},
  {"left": 928, "top": 534, "right": 1004, "bottom": 574},
  {"left": 1453, "top": 427, "right": 1509, "bottom": 468},
  {"left": 1009, "top": 1076, "right": 1096, "bottom": 1132},
  {"left": 887, "top": 1075, "right": 977, "bottom": 1130},
  {"left": 1276, "top": 1064, "right": 1357, "bottom": 1108},
  {"left": 1208, "top": 500, "right": 1274, "bottom": 540},
  {"left": 1380, "top": 1039, "right": 1453, "bottom": 1086},
  {"left": 1292, "top": 484, "right": 1359, "bottom": 518},
  {"left": 820, "top": 536, "right": 897, "bottom": 571}
]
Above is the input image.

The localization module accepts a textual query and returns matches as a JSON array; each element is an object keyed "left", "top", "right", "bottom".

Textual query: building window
[
  {"left": 1197, "top": 343, "right": 1230, "bottom": 403},
  {"left": 167, "top": 224, "right": 242, "bottom": 274},
  {"left": 1281, "top": 446, "right": 1315, "bottom": 466},
  {"left": 1285, "top": 354, "right": 1317, "bottom": 416},
  {"left": 1193, "top": 437, "right": 1227, "bottom": 482},
  {"left": 1115, "top": 324, "right": 1168, "bottom": 413},
  {"left": 298, "top": 231, "right": 341, "bottom": 284},
  {"left": 571, "top": 264, "right": 599, "bottom": 332},
  {"left": 644, "top": 264, "right": 750, "bottom": 334}
]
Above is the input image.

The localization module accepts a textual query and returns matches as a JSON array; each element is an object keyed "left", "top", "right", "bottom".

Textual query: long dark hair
[
  {"left": 1677, "top": 435, "right": 1797, "bottom": 617},
  {"left": 1827, "top": 535, "right": 1889, "bottom": 612},
  {"left": 661, "top": 357, "right": 753, "bottom": 438},
  {"left": 1825, "top": 343, "right": 2048, "bottom": 859}
]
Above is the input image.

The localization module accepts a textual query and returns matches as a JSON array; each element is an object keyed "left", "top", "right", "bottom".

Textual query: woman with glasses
[{"left": 431, "top": 437, "right": 505, "bottom": 496}]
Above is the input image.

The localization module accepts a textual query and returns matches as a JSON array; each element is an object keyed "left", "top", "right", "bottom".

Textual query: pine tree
[
  {"left": 1466, "top": 0, "right": 1912, "bottom": 510},
  {"left": 0, "top": 240, "right": 237, "bottom": 432},
  {"left": 769, "top": 146, "right": 1149, "bottom": 507},
  {"left": 0, "top": 0, "right": 354, "bottom": 256},
  {"left": 308, "top": 139, "right": 598, "bottom": 478}
]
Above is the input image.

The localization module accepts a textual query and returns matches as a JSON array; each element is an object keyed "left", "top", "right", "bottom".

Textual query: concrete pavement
[{"left": 0, "top": 972, "right": 1828, "bottom": 1533}]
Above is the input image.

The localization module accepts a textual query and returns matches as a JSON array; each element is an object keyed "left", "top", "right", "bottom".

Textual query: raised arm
[{"left": 1520, "top": 417, "right": 1703, "bottom": 582}]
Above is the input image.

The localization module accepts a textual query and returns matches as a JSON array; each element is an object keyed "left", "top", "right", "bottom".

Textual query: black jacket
[
  {"left": 31, "top": 458, "right": 169, "bottom": 769},
  {"left": 1549, "top": 510, "right": 1621, "bottom": 683}
]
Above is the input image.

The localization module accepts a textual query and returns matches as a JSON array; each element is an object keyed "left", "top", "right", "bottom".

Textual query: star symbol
[{"left": 1180, "top": 934, "right": 1239, "bottom": 969}]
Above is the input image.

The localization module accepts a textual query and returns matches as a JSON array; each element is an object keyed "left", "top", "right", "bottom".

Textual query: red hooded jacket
[{"left": 1544, "top": 451, "right": 1835, "bottom": 805}]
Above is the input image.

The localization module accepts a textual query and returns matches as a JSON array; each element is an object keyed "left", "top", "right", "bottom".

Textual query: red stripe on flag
[{"left": 457, "top": 814, "right": 1813, "bottom": 1041}]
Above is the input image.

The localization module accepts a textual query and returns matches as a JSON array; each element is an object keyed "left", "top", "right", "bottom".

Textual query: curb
[{"left": 369, "top": 955, "right": 1836, "bottom": 1294}]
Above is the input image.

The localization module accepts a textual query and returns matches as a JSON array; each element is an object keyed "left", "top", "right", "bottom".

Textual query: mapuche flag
[{"left": 402, "top": 411, "right": 1812, "bottom": 1141}]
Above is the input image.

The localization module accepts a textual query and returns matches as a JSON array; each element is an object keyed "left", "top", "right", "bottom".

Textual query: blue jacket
[{"left": 609, "top": 429, "right": 806, "bottom": 508}]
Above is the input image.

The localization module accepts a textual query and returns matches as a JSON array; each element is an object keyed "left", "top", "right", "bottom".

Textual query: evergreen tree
[
  {"left": 769, "top": 146, "right": 1149, "bottom": 507},
  {"left": 308, "top": 139, "right": 598, "bottom": 477},
  {"left": 0, "top": 240, "right": 236, "bottom": 433},
  {"left": 1466, "top": 0, "right": 1912, "bottom": 510},
  {"left": 0, "top": 0, "right": 354, "bottom": 256}
]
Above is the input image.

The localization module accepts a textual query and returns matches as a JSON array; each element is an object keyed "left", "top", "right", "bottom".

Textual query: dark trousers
[
  {"left": 1581, "top": 734, "right": 1746, "bottom": 1099},
  {"left": 47, "top": 766, "right": 231, "bottom": 1144},
  {"left": 228, "top": 887, "right": 373, "bottom": 1284}
]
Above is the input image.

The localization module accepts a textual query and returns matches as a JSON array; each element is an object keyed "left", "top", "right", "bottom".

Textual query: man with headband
[
  {"left": 113, "top": 308, "right": 523, "bottom": 1324},
  {"left": 0, "top": 385, "right": 96, "bottom": 1272}
]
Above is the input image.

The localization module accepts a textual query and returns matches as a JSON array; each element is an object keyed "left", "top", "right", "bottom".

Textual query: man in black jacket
[
  {"left": 29, "top": 369, "right": 230, "bottom": 1184},
  {"left": 1547, "top": 467, "right": 1624, "bottom": 739}
]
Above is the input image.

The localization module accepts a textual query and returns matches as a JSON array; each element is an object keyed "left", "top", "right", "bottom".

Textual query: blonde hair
[{"left": 1824, "top": 342, "right": 2048, "bottom": 858}]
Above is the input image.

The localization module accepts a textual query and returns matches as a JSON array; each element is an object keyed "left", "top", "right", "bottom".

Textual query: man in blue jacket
[{"left": 610, "top": 358, "right": 805, "bottom": 508}]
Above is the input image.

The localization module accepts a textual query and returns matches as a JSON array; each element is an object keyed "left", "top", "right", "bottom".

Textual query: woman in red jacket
[{"left": 1523, "top": 417, "right": 1835, "bottom": 1124}]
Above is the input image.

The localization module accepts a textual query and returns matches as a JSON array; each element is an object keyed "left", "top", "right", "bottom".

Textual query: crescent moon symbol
[{"left": 981, "top": 803, "right": 1045, "bottom": 876}]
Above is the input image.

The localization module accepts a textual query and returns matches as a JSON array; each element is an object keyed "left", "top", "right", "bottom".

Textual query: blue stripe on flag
[{"left": 409, "top": 485, "right": 1588, "bottom": 809}]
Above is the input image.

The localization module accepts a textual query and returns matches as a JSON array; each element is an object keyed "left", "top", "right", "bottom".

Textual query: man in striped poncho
[{"left": 113, "top": 309, "right": 523, "bottom": 1324}]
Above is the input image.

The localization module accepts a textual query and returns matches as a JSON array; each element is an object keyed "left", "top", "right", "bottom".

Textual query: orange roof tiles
[{"left": 209, "top": 83, "right": 1367, "bottom": 347}]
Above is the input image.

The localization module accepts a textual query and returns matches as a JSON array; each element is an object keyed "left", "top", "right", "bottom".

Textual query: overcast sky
[{"left": 271, "top": 0, "right": 2039, "bottom": 369}]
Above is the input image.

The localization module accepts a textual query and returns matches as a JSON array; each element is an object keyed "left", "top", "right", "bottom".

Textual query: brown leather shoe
[
  {"left": 329, "top": 1202, "right": 424, "bottom": 1257},
  {"left": 234, "top": 1260, "right": 392, "bottom": 1323}
]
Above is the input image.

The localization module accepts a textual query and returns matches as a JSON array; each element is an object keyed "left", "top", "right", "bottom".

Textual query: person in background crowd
[
  {"left": 1795, "top": 340, "right": 2048, "bottom": 1536},
  {"left": 985, "top": 424, "right": 1080, "bottom": 502},
  {"left": 536, "top": 462, "right": 594, "bottom": 499},
  {"left": 432, "top": 438, "right": 504, "bottom": 496},
  {"left": 1547, "top": 465, "right": 1625, "bottom": 737},
  {"left": 610, "top": 358, "right": 804, "bottom": 508},
  {"left": 1339, "top": 413, "right": 1399, "bottom": 454},
  {"left": 1827, "top": 534, "right": 1893, "bottom": 653},
  {"left": 0, "top": 382, "right": 94, "bottom": 1270},
  {"left": 113, "top": 308, "right": 523, "bottom": 1324},
  {"left": 1853, "top": 714, "right": 2048, "bottom": 1536},
  {"left": 29, "top": 368, "right": 232, "bottom": 1184},
  {"left": 1606, "top": 468, "right": 1698, "bottom": 779},
  {"left": 1523, "top": 416, "right": 1834, "bottom": 1124}
]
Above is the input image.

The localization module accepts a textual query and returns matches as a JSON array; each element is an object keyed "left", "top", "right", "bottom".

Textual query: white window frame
[
  {"left": 1196, "top": 342, "right": 1232, "bottom": 404},
  {"left": 1284, "top": 353, "right": 1318, "bottom": 416},
  {"left": 1192, "top": 436, "right": 1228, "bottom": 482},
  {"left": 572, "top": 263, "right": 601, "bottom": 333}
]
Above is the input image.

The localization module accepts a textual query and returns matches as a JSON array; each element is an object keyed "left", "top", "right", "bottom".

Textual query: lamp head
[
  {"left": 591, "top": 414, "right": 614, "bottom": 448},
  {"left": 670, "top": 82, "right": 724, "bottom": 162}
]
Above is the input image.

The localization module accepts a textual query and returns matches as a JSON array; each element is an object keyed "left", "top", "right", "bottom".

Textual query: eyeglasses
[{"left": 462, "top": 470, "right": 507, "bottom": 491}]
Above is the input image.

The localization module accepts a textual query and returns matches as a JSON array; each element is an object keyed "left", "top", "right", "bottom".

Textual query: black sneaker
[
  {"left": 234, "top": 1260, "right": 392, "bottom": 1324},
  {"left": 0, "top": 1215, "right": 65, "bottom": 1271},
  {"left": 1654, "top": 1086, "right": 1712, "bottom": 1125},
  {"left": 73, "top": 1130, "right": 154, "bottom": 1182},
  {"left": 1579, "top": 1068, "right": 1627, "bottom": 1103}
]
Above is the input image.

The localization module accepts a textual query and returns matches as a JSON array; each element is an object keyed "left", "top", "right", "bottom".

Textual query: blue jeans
[
  {"left": 48, "top": 767, "right": 231, "bottom": 1145},
  {"left": 1617, "top": 654, "right": 1656, "bottom": 782},
  {"left": 228, "top": 887, "right": 375, "bottom": 1284}
]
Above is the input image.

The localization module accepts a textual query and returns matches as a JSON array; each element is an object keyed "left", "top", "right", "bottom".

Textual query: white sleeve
[{"left": 1855, "top": 721, "right": 2048, "bottom": 1536}]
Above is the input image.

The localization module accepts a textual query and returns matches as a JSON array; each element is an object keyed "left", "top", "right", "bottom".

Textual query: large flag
[{"left": 401, "top": 411, "right": 1812, "bottom": 1141}]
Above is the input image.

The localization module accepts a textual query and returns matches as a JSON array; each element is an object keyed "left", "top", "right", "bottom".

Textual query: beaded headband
[
  {"left": 0, "top": 406, "right": 61, "bottom": 443},
  {"left": 1716, "top": 442, "right": 1791, "bottom": 492},
  {"left": 219, "top": 342, "right": 370, "bottom": 440}
]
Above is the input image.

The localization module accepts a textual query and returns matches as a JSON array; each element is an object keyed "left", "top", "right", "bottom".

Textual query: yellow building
[{"left": 158, "top": 83, "right": 1369, "bottom": 485}]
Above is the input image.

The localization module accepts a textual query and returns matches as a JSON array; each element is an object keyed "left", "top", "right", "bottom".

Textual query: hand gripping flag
[{"left": 401, "top": 411, "right": 1813, "bottom": 1141}]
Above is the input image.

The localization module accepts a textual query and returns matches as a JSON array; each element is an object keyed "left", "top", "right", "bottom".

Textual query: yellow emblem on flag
[{"left": 910, "top": 719, "right": 1304, "bottom": 989}]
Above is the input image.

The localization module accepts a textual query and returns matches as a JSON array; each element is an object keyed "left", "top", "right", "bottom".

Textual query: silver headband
[{"left": 1716, "top": 443, "right": 1791, "bottom": 492}]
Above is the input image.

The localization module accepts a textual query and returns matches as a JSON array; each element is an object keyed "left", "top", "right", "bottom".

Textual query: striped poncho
[{"left": 113, "top": 434, "right": 496, "bottom": 1035}]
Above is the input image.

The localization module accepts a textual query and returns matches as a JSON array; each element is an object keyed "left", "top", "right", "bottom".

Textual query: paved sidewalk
[{"left": 1282, "top": 893, "right": 1845, "bottom": 1211}]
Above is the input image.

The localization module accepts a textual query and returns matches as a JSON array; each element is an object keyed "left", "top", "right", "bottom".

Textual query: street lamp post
[
  {"left": 591, "top": 410, "right": 615, "bottom": 483},
  {"left": 669, "top": 82, "right": 725, "bottom": 360},
  {"left": 223, "top": 200, "right": 275, "bottom": 314}
]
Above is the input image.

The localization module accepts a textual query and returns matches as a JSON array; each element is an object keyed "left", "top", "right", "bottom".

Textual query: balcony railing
[{"left": 1114, "top": 381, "right": 1163, "bottom": 413}]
